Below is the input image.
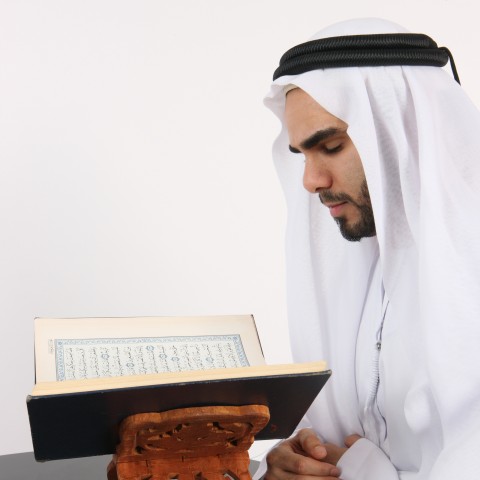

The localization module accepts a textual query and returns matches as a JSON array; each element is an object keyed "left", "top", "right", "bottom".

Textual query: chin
[{"left": 336, "top": 217, "right": 376, "bottom": 242}]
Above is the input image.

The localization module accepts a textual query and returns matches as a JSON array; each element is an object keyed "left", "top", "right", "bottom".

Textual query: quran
[{"left": 27, "top": 315, "right": 331, "bottom": 460}]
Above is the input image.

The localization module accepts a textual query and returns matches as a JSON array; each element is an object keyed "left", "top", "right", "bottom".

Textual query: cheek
[{"left": 340, "top": 153, "right": 366, "bottom": 192}]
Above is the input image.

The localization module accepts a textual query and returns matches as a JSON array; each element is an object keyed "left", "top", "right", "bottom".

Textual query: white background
[{"left": 1, "top": 0, "right": 479, "bottom": 457}]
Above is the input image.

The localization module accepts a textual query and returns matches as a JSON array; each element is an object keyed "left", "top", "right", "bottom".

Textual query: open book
[{"left": 27, "top": 315, "right": 330, "bottom": 461}]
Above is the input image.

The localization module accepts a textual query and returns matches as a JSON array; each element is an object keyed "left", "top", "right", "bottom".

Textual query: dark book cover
[{"left": 27, "top": 369, "right": 330, "bottom": 461}]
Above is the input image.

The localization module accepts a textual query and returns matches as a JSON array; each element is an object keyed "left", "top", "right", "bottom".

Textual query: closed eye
[{"left": 323, "top": 143, "right": 343, "bottom": 154}]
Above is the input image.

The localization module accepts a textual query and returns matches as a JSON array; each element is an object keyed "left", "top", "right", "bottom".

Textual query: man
[{"left": 261, "top": 18, "right": 480, "bottom": 479}]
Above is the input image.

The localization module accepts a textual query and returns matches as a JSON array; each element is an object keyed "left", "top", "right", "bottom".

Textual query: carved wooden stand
[{"left": 107, "top": 405, "right": 270, "bottom": 480}]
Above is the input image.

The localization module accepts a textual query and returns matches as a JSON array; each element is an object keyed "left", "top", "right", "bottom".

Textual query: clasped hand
[{"left": 265, "top": 428, "right": 361, "bottom": 480}]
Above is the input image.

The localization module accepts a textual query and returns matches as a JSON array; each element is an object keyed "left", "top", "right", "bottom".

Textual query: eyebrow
[{"left": 289, "top": 127, "right": 345, "bottom": 154}]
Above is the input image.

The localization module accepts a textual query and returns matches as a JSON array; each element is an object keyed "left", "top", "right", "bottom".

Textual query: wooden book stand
[{"left": 107, "top": 405, "right": 270, "bottom": 480}]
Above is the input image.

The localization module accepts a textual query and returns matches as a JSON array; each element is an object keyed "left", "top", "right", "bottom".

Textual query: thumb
[
  {"left": 296, "top": 429, "right": 327, "bottom": 459},
  {"left": 344, "top": 434, "right": 362, "bottom": 448}
]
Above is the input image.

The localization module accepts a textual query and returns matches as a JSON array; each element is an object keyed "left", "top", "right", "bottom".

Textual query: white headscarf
[{"left": 265, "top": 18, "right": 480, "bottom": 476}]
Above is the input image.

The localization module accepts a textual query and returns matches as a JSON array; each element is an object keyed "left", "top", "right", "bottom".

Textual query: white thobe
[
  {"left": 336, "top": 255, "right": 399, "bottom": 477},
  {"left": 336, "top": 253, "right": 444, "bottom": 479}
]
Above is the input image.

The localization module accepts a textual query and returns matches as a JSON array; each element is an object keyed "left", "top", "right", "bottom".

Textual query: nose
[{"left": 303, "top": 157, "right": 333, "bottom": 193}]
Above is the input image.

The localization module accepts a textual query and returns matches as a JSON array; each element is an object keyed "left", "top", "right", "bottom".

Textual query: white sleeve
[{"left": 337, "top": 438, "right": 399, "bottom": 480}]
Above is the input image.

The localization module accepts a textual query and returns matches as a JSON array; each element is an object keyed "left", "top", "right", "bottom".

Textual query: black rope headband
[{"left": 273, "top": 33, "right": 460, "bottom": 84}]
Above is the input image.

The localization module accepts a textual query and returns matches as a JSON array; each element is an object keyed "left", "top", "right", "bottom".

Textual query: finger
[
  {"left": 344, "top": 434, "right": 362, "bottom": 448},
  {"left": 266, "top": 466, "right": 341, "bottom": 480},
  {"left": 267, "top": 476, "right": 341, "bottom": 480},
  {"left": 323, "top": 443, "right": 347, "bottom": 465},
  {"left": 267, "top": 451, "right": 339, "bottom": 477},
  {"left": 267, "top": 444, "right": 340, "bottom": 478},
  {"left": 266, "top": 475, "right": 340, "bottom": 480},
  {"left": 295, "top": 428, "right": 327, "bottom": 460}
]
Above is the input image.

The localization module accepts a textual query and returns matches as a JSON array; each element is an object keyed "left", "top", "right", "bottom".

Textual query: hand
[
  {"left": 322, "top": 434, "right": 362, "bottom": 465},
  {"left": 265, "top": 428, "right": 342, "bottom": 480}
]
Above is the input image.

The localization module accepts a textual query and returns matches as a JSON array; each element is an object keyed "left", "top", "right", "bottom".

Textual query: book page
[{"left": 34, "top": 315, "right": 265, "bottom": 382}]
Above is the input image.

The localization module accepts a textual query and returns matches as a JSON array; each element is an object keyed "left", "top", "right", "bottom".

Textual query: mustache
[
  {"left": 319, "top": 190, "right": 356, "bottom": 205},
  {"left": 319, "top": 181, "right": 372, "bottom": 210}
]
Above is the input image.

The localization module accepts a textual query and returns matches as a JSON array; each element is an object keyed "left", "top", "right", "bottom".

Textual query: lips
[{"left": 325, "top": 202, "right": 347, "bottom": 217}]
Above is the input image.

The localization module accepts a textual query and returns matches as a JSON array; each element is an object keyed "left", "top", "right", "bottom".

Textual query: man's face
[{"left": 285, "top": 88, "right": 376, "bottom": 242}]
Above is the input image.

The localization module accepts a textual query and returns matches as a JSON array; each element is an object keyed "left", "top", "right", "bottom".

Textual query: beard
[{"left": 320, "top": 180, "right": 376, "bottom": 242}]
